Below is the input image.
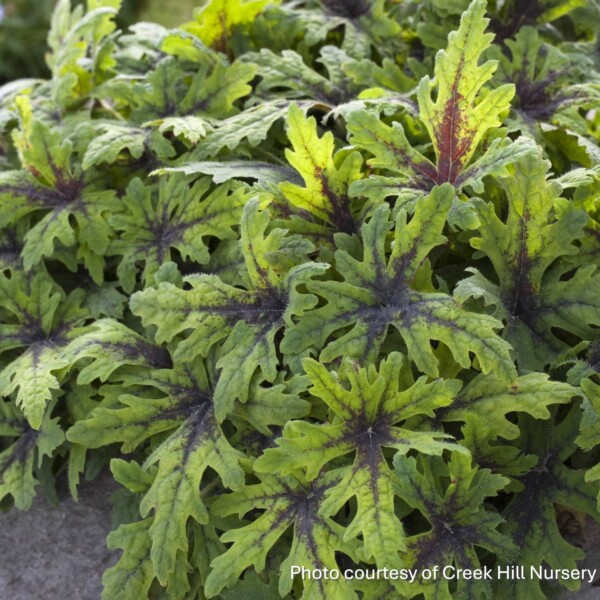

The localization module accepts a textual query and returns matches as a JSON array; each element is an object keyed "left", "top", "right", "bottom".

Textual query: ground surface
[
  {"left": 0, "top": 473, "right": 598, "bottom": 599},
  {"left": 0, "top": 471, "right": 118, "bottom": 600}
]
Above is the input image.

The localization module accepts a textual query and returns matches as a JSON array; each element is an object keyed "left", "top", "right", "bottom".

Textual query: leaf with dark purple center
[
  {"left": 0, "top": 100, "right": 120, "bottom": 281},
  {"left": 289, "top": 0, "right": 400, "bottom": 57},
  {"left": 68, "top": 359, "right": 244, "bottom": 586},
  {"left": 496, "top": 408, "right": 600, "bottom": 599},
  {"left": 490, "top": 26, "right": 600, "bottom": 138},
  {"left": 256, "top": 353, "right": 464, "bottom": 566},
  {"left": 109, "top": 175, "right": 248, "bottom": 292},
  {"left": 205, "top": 471, "right": 362, "bottom": 599},
  {"left": 456, "top": 152, "right": 600, "bottom": 370},
  {"left": 394, "top": 452, "right": 516, "bottom": 600},
  {"left": 284, "top": 184, "right": 516, "bottom": 380},
  {"left": 0, "top": 271, "right": 92, "bottom": 429},
  {"left": 0, "top": 402, "right": 63, "bottom": 509},
  {"left": 278, "top": 104, "right": 362, "bottom": 234},
  {"left": 131, "top": 199, "right": 328, "bottom": 420}
]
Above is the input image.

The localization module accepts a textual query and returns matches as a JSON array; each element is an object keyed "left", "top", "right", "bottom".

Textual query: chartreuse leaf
[
  {"left": 0, "top": 271, "right": 90, "bottom": 429},
  {"left": 416, "top": 0, "right": 514, "bottom": 178},
  {"left": 346, "top": 0, "right": 534, "bottom": 199},
  {"left": 65, "top": 318, "right": 172, "bottom": 384},
  {"left": 284, "top": 0, "right": 400, "bottom": 58},
  {"left": 85, "top": 56, "right": 256, "bottom": 166},
  {"left": 284, "top": 184, "right": 515, "bottom": 380},
  {"left": 0, "top": 401, "right": 64, "bottom": 509},
  {"left": 103, "top": 518, "right": 155, "bottom": 600},
  {"left": 183, "top": 0, "right": 274, "bottom": 51},
  {"left": 131, "top": 199, "right": 328, "bottom": 420},
  {"left": 0, "top": 99, "right": 119, "bottom": 282},
  {"left": 456, "top": 152, "right": 600, "bottom": 370},
  {"left": 256, "top": 353, "right": 464, "bottom": 566},
  {"left": 496, "top": 409, "right": 600, "bottom": 599},
  {"left": 278, "top": 104, "right": 362, "bottom": 233},
  {"left": 108, "top": 175, "right": 248, "bottom": 291},
  {"left": 205, "top": 471, "right": 362, "bottom": 600},
  {"left": 102, "top": 460, "right": 155, "bottom": 600},
  {"left": 69, "top": 360, "right": 244, "bottom": 587},
  {"left": 46, "top": 0, "right": 120, "bottom": 107},
  {"left": 490, "top": 26, "right": 600, "bottom": 137},
  {"left": 578, "top": 379, "right": 600, "bottom": 509},
  {"left": 439, "top": 372, "right": 576, "bottom": 439},
  {"left": 393, "top": 453, "right": 516, "bottom": 600}
]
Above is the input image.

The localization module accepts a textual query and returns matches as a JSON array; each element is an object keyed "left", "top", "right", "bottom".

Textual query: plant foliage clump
[{"left": 1, "top": 0, "right": 600, "bottom": 599}]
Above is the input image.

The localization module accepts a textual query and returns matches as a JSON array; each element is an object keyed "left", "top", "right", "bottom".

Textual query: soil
[{"left": 0, "top": 470, "right": 118, "bottom": 600}]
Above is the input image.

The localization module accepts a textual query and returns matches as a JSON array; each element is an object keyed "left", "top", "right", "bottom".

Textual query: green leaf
[
  {"left": 221, "top": 571, "right": 281, "bottom": 600},
  {"left": 102, "top": 518, "right": 156, "bottom": 600},
  {"left": 81, "top": 124, "right": 147, "bottom": 169},
  {"left": 497, "top": 409, "right": 600, "bottom": 598},
  {"left": 456, "top": 152, "right": 600, "bottom": 370},
  {"left": 205, "top": 471, "right": 361, "bottom": 599},
  {"left": 239, "top": 48, "right": 359, "bottom": 109},
  {"left": 192, "top": 100, "right": 291, "bottom": 158},
  {"left": 152, "top": 116, "right": 212, "bottom": 144},
  {"left": 0, "top": 271, "right": 91, "bottom": 429},
  {"left": 0, "top": 405, "right": 64, "bottom": 509},
  {"left": 109, "top": 176, "right": 248, "bottom": 291},
  {"left": 578, "top": 379, "right": 600, "bottom": 452},
  {"left": 440, "top": 372, "right": 576, "bottom": 439},
  {"left": 256, "top": 353, "right": 464, "bottom": 565},
  {"left": 284, "top": 185, "right": 515, "bottom": 380},
  {"left": 279, "top": 104, "right": 363, "bottom": 233},
  {"left": 131, "top": 199, "right": 328, "bottom": 419},
  {"left": 346, "top": 0, "right": 534, "bottom": 199},
  {"left": 152, "top": 160, "right": 301, "bottom": 186},
  {"left": 394, "top": 452, "right": 516, "bottom": 600},
  {"left": 579, "top": 379, "right": 600, "bottom": 510}
]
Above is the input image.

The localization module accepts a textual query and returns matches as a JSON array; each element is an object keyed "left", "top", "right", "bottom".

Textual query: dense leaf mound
[{"left": 1, "top": 0, "right": 600, "bottom": 598}]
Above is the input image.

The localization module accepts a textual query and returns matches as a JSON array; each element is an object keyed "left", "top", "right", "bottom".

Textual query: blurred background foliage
[{"left": 0, "top": 0, "right": 197, "bottom": 83}]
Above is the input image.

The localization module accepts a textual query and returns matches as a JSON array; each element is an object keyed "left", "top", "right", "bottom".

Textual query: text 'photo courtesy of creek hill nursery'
[{"left": 1, "top": 0, "right": 600, "bottom": 599}]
